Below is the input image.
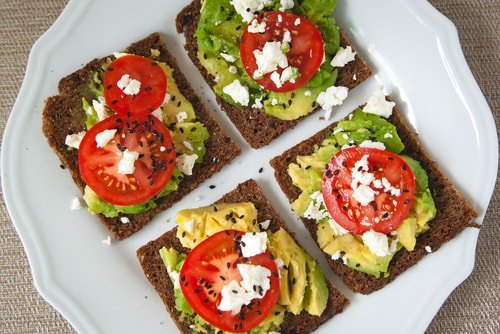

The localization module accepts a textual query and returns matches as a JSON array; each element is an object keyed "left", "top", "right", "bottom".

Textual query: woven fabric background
[{"left": 0, "top": 0, "right": 498, "bottom": 333}]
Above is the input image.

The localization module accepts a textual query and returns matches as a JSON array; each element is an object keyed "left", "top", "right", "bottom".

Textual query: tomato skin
[
  {"left": 179, "top": 230, "right": 280, "bottom": 333},
  {"left": 103, "top": 54, "right": 167, "bottom": 115},
  {"left": 240, "top": 11, "right": 324, "bottom": 92},
  {"left": 78, "top": 113, "right": 176, "bottom": 206},
  {"left": 322, "top": 147, "right": 415, "bottom": 235}
]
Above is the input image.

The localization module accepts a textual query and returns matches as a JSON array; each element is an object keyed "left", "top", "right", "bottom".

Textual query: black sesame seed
[
  {"left": 226, "top": 262, "right": 231, "bottom": 269},
  {"left": 402, "top": 165, "right": 407, "bottom": 171},
  {"left": 209, "top": 185, "right": 216, "bottom": 189},
  {"left": 145, "top": 86, "right": 152, "bottom": 91},
  {"left": 258, "top": 167, "right": 263, "bottom": 173},
  {"left": 404, "top": 199, "right": 410, "bottom": 205}
]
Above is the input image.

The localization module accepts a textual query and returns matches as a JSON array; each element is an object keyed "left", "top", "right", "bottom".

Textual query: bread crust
[
  {"left": 42, "top": 33, "right": 241, "bottom": 240},
  {"left": 175, "top": 0, "right": 372, "bottom": 149},
  {"left": 136, "top": 179, "right": 349, "bottom": 334},
  {"left": 270, "top": 106, "right": 479, "bottom": 294}
]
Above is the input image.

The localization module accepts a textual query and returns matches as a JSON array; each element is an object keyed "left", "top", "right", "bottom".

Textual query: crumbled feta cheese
[
  {"left": 341, "top": 255, "right": 348, "bottom": 264},
  {"left": 425, "top": 245, "right": 433, "bottom": 253},
  {"left": 280, "top": 66, "right": 298, "bottom": 84},
  {"left": 278, "top": 14, "right": 283, "bottom": 22},
  {"left": 353, "top": 74, "right": 357, "bottom": 81},
  {"left": 120, "top": 217, "right": 130, "bottom": 224},
  {"left": 176, "top": 153, "right": 198, "bottom": 176},
  {"left": 238, "top": 263, "right": 271, "bottom": 299},
  {"left": 102, "top": 236, "right": 111, "bottom": 245},
  {"left": 169, "top": 271, "right": 181, "bottom": 289},
  {"left": 112, "top": 52, "right": 127, "bottom": 59},
  {"left": 218, "top": 280, "right": 249, "bottom": 313},
  {"left": 95, "top": 129, "right": 117, "bottom": 148},
  {"left": 259, "top": 219, "right": 271, "bottom": 230},
  {"left": 270, "top": 71, "right": 282, "bottom": 88},
  {"left": 65, "top": 131, "right": 86, "bottom": 149},
  {"left": 162, "top": 93, "right": 171, "bottom": 105},
  {"left": 70, "top": 196, "right": 83, "bottom": 210},
  {"left": 252, "top": 96, "right": 263, "bottom": 109},
  {"left": 117, "top": 149, "right": 140, "bottom": 175},
  {"left": 279, "top": 0, "right": 294, "bottom": 11},
  {"left": 389, "top": 238, "right": 399, "bottom": 253},
  {"left": 316, "top": 86, "right": 349, "bottom": 119},
  {"left": 117, "top": 74, "right": 141, "bottom": 95},
  {"left": 359, "top": 140, "right": 386, "bottom": 150},
  {"left": 362, "top": 88, "right": 395, "bottom": 118},
  {"left": 271, "top": 98, "right": 278, "bottom": 105},
  {"left": 294, "top": 17, "right": 301, "bottom": 25},
  {"left": 220, "top": 52, "right": 236, "bottom": 63},
  {"left": 282, "top": 30, "right": 291, "bottom": 45},
  {"left": 223, "top": 80, "right": 250, "bottom": 106},
  {"left": 240, "top": 232, "right": 268, "bottom": 257},
  {"left": 352, "top": 185, "right": 375, "bottom": 206},
  {"left": 384, "top": 132, "right": 393, "bottom": 139},
  {"left": 176, "top": 111, "right": 189, "bottom": 123},
  {"left": 151, "top": 108, "right": 163, "bottom": 121},
  {"left": 330, "top": 46, "right": 356, "bottom": 67},
  {"left": 381, "top": 177, "right": 401, "bottom": 197},
  {"left": 230, "top": 0, "right": 273, "bottom": 23},
  {"left": 332, "top": 251, "right": 342, "bottom": 260},
  {"left": 229, "top": 65, "right": 238, "bottom": 74},
  {"left": 304, "top": 200, "right": 324, "bottom": 221},
  {"left": 304, "top": 90, "right": 312, "bottom": 97},
  {"left": 183, "top": 140, "right": 193, "bottom": 151},
  {"left": 362, "top": 230, "right": 390, "bottom": 257},
  {"left": 329, "top": 219, "right": 349, "bottom": 236},
  {"left": 253, "top": 41, "right": 288, "bottom": 79},
  {"left": 160, "top": 146, "right": 166, "bottom": 152},
  {"left": 247, "top": 18, "right": 266, "bottom": 33},
  {"left": 93, "top": 96, "right": 110, "bottom": 121}
]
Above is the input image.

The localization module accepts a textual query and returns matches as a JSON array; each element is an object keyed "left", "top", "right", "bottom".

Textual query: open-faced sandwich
[
  {"left": 42, "top": 33, "right": 240, "bottom": 240},
  {"left": 270, "top": 89, "right": 478, "bottom": 293},
  {"left": 137, "top": 179, "right": 349, "bottom": 333},
  {"left": 176, "top": 0, "right": 372, "bottom": 148}
]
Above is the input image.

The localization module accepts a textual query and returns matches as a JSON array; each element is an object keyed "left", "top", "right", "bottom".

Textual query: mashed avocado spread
[
  {"left": 196, "top": 0, "right": 340, "bottom": 120},
  {"left": 80, "top": 51, "right": 209, "bottom": 218},
  {"left": 288, "top": 110, "right": 437, "bottom": 278},
  {"left": 160, "top": 202, "right": 329, "bottom": 333}
]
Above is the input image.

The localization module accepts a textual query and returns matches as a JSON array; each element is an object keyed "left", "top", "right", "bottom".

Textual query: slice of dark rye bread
[
  {"left": 270, "top": 106, "right": 479, "bottom": 294},
  {"left": 175, "top": 0, "right": 372, "bottom": 149},
  {"left": 137, "top": 179, "right": 349, "bottom": 334},
  {"left": 42, "top": 32, "right": 241, "bottom": 240}
]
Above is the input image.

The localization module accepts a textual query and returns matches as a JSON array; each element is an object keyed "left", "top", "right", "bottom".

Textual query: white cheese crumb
[
  {"left": 184, "top": 219, "right": 195, "bottom": 233},
  {"left": 278, "top": 14, "right": 283, "bottom": 22},
  {"left": 251, "top": 96, "right": 263, "bottom": 109},
  {"left": 294, "top": 17, "right": 301, "bottom": 25},
  {"left": 247, "top": 18, "right": 266, "bottom": 33},
  {"left": 280, "top": 66, "right": 297, "bottom": 84},
  {"left": 230, "top": 0, "right": 273, "bottom": 23},
  {"left": 270, "top": 71, "right": 282, "bottom": 89},
  {"left": 117, "top": 74, "right": 141, "bottom": 95},
  {"left": 425, "top": 245, "right": 433, "bottom": 253},
  {"left": 169, "top": 271, "right": 181, "bottom": 289},
  {"left": 223, "top": 80, "right": 250, "bottom": 106},
  {"left": 362, "top": 230, "right": 390, "bottom": 257},
  {"left": 359, "top": 140, "right": 386, "bottom": 150},
  {"left": 70, "top": 196, "right": 83, "bottom": 210},
  {"left": 150, "top": 48, "right": 161, "bottom": 58},
  {"left": 183, "top": 140, "right": 193, "bottom": 151},
  {"left": 163, "top": 93, "right": 171, "bottom": 105},
  {"left": 330, "top": 46, "right": 356, "bottom": 67},
  {"left": 95, "top": 129, "right": 117, "bottom": 148},
  {"left": 238, "top": 263, "right": 271, "bottom": 300},
  {"left": 253, "top": 41, "right": 288, "bottom": 79},
  {"left": 271, "top": 98, "right": 278, "bottom": 106},
  {"left": 279, "top": 0, "right": 294, "bottom": 11},
  {"left": 176, "top": 111, "right": 189, "bottom": 123},
  {"left": 329, "top": 218, "right": 349, "bottom": 236},
  {"left": 304, "top": 90, "right": 312, "bottom": 97},
  {"left": 316, "top": 86, "right": 349, "bottom": 119},
  {"left": 282, "top": 30, "right": 292, "bottom": 45},
  {"left": 220, "top": 52, "right": 236, "bottom": 63},
  {"left": 151, "top": 108, "right": 163, "bottom": 121},
  {"left": 117, "top": 149, "right": 140, "bottom": 175},
  {"left": 353, "top": 74, "right": 357, "bottom": 81},
  {"left": 384, "top": 132, "right": 393, "bottom": 139},
  {"left": 259, "top": 219, "right": 271, "bottom": 230},
  {"left": 112, "top": 52, "right": 127, "bottom": 59},
  {"left": 176, "top": 153, "right": 198, "bottom": 176},
  {"left": 240, "top": 232, "right": 268, "bottom": 257},
  {"left": 362, "top": 88, "right": 396, "bottom": 118},
  {"left": 93, "top": 96, "right": 110, "bottom": 122},
  {"left": 218, "top": 280, "right": 249, "bottom": 313},
  {"left": 352, "top": 185, "right": 375, "bottom": 206},
  {"left": 102, "top": 236, "right": 111, "bottom": 245},
  {"left": 332, "top": 251, "right": 342, "bottom": 260},
  {"left": 229, "top": 65, "right": 238, "bottom": 74},
  {"left": 65, "top": 131, "right": 86, "bottom": 149},
  {"left": 120, "top": 216, "right": 130, "bottom": 224}
]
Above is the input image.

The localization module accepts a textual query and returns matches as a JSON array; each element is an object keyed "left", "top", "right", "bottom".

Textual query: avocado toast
[
  {"left": 42, "top": 33, "right": 240, "bottom": 240},
  {"left": 137, "top": 179, "right": 349, "bottom": 333},
  {"left": 176, "top": 0, "right": 372, "bottom": 149},
  {"left": 270, "top": 93, "right": 478, "bottom": 294}
]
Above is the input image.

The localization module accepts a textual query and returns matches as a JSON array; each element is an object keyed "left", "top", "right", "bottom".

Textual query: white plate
[{"left": 2, "top": 0, "right": 497, "bottom": 333}]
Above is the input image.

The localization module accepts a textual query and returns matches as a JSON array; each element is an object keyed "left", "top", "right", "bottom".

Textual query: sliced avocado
[
  {"left": 296, "top": 141, "right": 337, "bottom": 171},
  {"left": 303, "top": 259, "right": 328, "bottom": 316},
  {"left": 288, "top": 163, "right": 322, "bottom": 192},
  {"left": 413, "top": 189, "right": 436, "bottom": 232},
  {"left": 171, "top": 122, "right": 210, "bottom": 161},
  {"left": 397, "top": 217, "right": 417, "bottom": 251},
  {"left": 263, "top": 87, "right": 318, "bottom": 121},
  {"left": 159, "top": 246, "right": 179, "bottom": 272},
  {"left": 268, "top": 228, "right": 307, "bottom": 315},
  {"left": 175, "top": 202, "right": 259, "bottom": 249}
]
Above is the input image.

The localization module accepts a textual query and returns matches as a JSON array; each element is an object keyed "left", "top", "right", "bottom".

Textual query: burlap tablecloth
[{"left": 0, "top": 0, "right": 498, "bottom": 333}]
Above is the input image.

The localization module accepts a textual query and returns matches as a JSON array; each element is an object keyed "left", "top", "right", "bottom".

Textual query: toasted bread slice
[
  {"left": 137, "top": 179, "right": 349, "bottom": 333},
  {"left": 175, "top": 0, "right": 372, "bottom": 149},
  {"left": 270, "top": 105, "right": 478, "bottom": 294},
  {"left": 42, "top": 33, "right": 241, "bottom": 240}
]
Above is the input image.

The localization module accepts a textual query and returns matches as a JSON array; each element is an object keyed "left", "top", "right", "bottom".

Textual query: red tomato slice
[
  {"left": 78, "top": 113, "right": 176, "bottom": 206},
  {"left": 322, "top": 147, "right": 415, "bottom": 235},
  {"left": 179, "top": 230, "right": 280, "bottom": 333},
  {"left": 240, "top": 11, "right": 324, "bottom": 92},
  {"left": 103, "top": 54, "right": 167, "bottom": 115}
]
